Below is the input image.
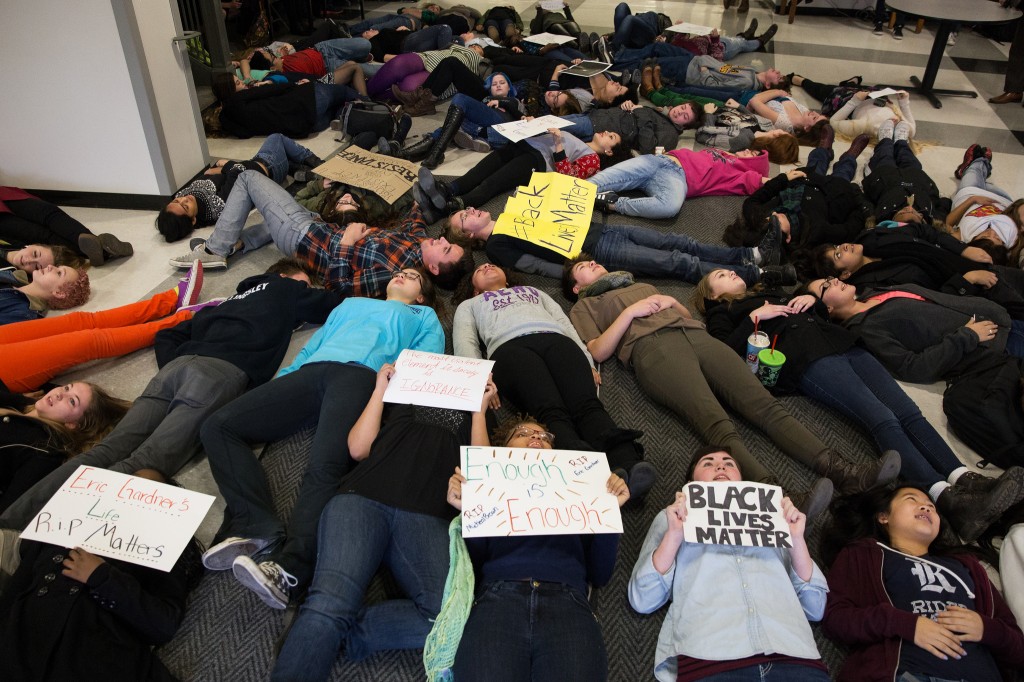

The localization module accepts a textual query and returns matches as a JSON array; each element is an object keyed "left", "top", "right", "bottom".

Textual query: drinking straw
[
  {"left": 770, "top": 334, "right": 778, "bottom": 356},
  {"left": 753, "top": 317, "right": 759, "bottom": 335}
]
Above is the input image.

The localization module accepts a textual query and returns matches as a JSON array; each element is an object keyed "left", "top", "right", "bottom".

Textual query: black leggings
[
  {"left": 422, "top": 57, "right": 487, "bottom": 99},
  {"left": 0, "top": 198, "right": 90, "bottom": 255},
  {"left": 455, "top": 142, "right": 546, "bottom": 207},
  {"left": 796, "top": 77, "right": 836, "bottom": 103}
]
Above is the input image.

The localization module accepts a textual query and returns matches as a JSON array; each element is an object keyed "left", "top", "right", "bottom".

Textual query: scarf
[
  {"left": 577, "top": 271, "right": 635, "bottom": 300},
  {"left": 776, "top": 184, "right": 804, "bottom": 242}
]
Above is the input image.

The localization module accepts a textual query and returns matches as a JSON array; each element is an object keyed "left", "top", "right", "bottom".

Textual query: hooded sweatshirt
[{"left": 668, "top": 147, "right": 768, "bottom": 197}]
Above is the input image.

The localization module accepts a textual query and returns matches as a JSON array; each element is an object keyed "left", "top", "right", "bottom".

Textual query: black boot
[
  {"left": 938, "top": 467, "right": 1024, "bottom": 542},
  {"left": 759, "top": 264, "right": 797, "bottom": 288},
  {"left": 414, "top": 182, "right": 463, "bottom": 224},
  {"left": 813, "top": 449, "right": 901, "bottom": 496},
  {"left": 389, "top": 135, "right": 434, "bottom": 162},
  {"left": 422, "top": 105, "right": 465, "bottom": 171},
  {"left": 738, "top": 18, "right": 758, "bottom": 40},
  {"left": 786, "top": 478, "right": 833, "bottom": 522}
]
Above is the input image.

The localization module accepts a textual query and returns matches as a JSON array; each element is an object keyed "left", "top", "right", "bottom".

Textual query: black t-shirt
[
  {"left": 882, "top": 550, "right": 1000, "bottom": 681},
  {"left": 335, "top": 404, "right": 471, "bottom": 519}
]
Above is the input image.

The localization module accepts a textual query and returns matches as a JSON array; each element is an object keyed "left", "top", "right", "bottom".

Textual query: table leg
[{"left": 878, "top": 20, "right": 978, "bottom": 108}]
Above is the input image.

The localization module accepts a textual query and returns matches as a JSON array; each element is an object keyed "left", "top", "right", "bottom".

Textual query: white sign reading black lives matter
[
  {"left": 683, "top": 481, "right": 791, "bottom": 548},
  {"left": 21, "top": 466, "right": 215, "bottom": 572}
]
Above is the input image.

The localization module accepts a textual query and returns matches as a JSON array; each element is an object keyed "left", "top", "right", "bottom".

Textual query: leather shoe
[{"left": 989, "top": 91, "right": 1022, "bottom": 104}]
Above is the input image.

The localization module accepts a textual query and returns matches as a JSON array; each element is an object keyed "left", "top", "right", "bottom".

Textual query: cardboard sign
[
  {"left": 492, "top": 172, "right": 596, "bottom": 258},
  {"left": 460, "top": 446, "right": 623, "bottom": 538},
  {"left": 21, "top": 466, "right": 215, "bottom": 572},
  {"left": 382, "top": 349, "right": 494, "bottom": 410},
  {"left": 524, "top": 32, "right": 578, "bottom": 45},
  {"left": 666, "top": 22, "right": 715, "bottom": 35},
  {"left": 561, "top": 60, "right": 612, "bottom": 77},
  {"left": 683, "top": 481, "right": 791, "bottom": 548},
  {"left": 312, "top": 148, "right": 418, "bottom": 205},
  {"left": 491, "top": 115, "right": 573, "bottom": 143}
]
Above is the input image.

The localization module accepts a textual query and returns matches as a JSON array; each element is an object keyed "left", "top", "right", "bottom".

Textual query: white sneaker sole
[
  {"left": 232, "top": 556, "right": 288, "bottom": 609},
  {"left": 202, "top": 537, "right": 265, "bottom": 571}
]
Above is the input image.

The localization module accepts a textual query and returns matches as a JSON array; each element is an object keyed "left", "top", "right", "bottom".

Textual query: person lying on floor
[
  {"left": 551, "top": 99, "right": 683, "bottom": 156},
  {"left": 947, "top": 144, "right": 1024, "bottom": 265},
  {"left": 212, "top": 76, "right": 365, "bottom": 139},
  {"left": 0, "top": 264, "right": 89, "bottom": 327},
  {"left": 2, "top": 243, "right": 83, "bottom": 276},
  {"left": 692, "top": 97, "right": 800, "bottom": 162}
]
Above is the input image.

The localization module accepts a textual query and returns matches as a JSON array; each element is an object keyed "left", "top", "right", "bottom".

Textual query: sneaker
[
  {"left": 893, "top": 25, "right": 904, "bottom": 40},
  {"left": 594, "top": 191, "right": 619, "bottom": 213},
  {"left": 626, "top": 461, "right": 658, "bottom": 502},
  {"left": 938, "top": 466, "right": 1024, "bottom": 542},
  {"left": 179, "top": 297, "right": 227, "bottom": 314},
  {"left": 873, "top": 21, "right": 884, "bottom": 35},
  {"left": 757, "top": 215, "right": 783, "bottom": 267},
  {"left": 893, "top": 120, "right": 912, "bottom": 142},
  {"left": 417, "top": 166, "right": 447, "bottom": 210},
  {"left": 596, "top": 36, "right": 612, "bottom": 63},
  {"left": 876, "top": 118, "right": 895, "bottom": 141},
  {"left": 202, "top": 536, "right": 272, "bottom": 570},
  {"left": 175, "top": 261, "right": 204, "bottom": 309},
  {"left": 947, "top": 31, "right": 957, "bottom": 46},
  {"left": 232, "top": 556, "right": 297, "bottom": 609},
  {"left": 954, "top": 143, "right": 985, "bottom": 179},
  {"left": 189, "top": 237, "right": 207, "bottom": 251},
  {"left": 169, "top": 243, "right": 228, "bottom": 269},
  {"left": 453, "top": 129, "right": 491, "bottom": 153}
]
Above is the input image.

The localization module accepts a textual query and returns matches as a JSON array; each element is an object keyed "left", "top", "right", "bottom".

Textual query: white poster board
[
  {"left": 382, "top": 349, "right": 494, "bottom": 410},
  {"left": 869, "top": 87, "right": 899, "bottom": 99},
  {"left": 683, "top": 481, "right": 791, "bottom": 548},
  {"left": 666, "top": 22, "right": 715, "bottom": 35},
  {"left": 524, "top": 32, "right": 578, "bottom": 45},
  {"left": 21, "top": 466, "right": 215, "bottom": 572},
  {"left": 460, "top": 446, "right": 622, "bottom": 537},
  {"left": 492, "top": 115, "right": 573, "bottom": 143}
]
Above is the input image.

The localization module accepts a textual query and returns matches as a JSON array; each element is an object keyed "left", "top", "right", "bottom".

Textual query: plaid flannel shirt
[{"left": 297, "top": 204, "right": 426, "bottom": 298}]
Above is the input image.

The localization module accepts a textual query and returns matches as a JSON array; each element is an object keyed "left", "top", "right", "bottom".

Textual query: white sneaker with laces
[
  {"left": 893, "top": 120, "right": 912, "bottom": 142},
  {"left": 232, "top": 556, "right": 297, "bottom": 609},
  {"left": 169, "top": 243, "right": 228, "bottom": 270},
  {"left": 202, "top": 536, "right": 272, "bottom": 570},
  {"left": 947, "top": 31, "right": 957, "bottom": 46}
]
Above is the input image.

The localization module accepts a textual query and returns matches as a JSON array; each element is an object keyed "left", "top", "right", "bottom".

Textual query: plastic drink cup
[
  {"left": 746, "top": 331, "right": 770, "bottom": 373},
  {"left": 757, "top": 348, "right": 787, "bottom": 388},
  {"left": 655, "top": 146, "right": 665, "bottom": 155}
]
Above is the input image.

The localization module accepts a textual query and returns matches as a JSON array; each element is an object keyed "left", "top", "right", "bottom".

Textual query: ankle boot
[
  {"left": 842, "top": 133, "right": 871, "bottom": 161},
  {"left": 786, "top": 478, "right": 834, "bottom": 522},
  {"left": 738, "top": 18, "right": 758, "bottom": 40},
  {"left": 652, "top": 64, "right": 663, "bottom": 90},
  {"left": 814, "top": 449, "right": 901, "bottom": 496},
  {"left": 938, "top": 467, "right": 1024, "bottom": 542},
  {"left": 398, "top": 135, "right": 435, "bottom": 162},
  {"left": 422, "top": 105, "right": 465, "bottom": 171},
  {"left": 639, "top": 66, "right": 655, "bottom": 97},
  {"left": 817, "top": 123, "right": 835, "bottom": 150}
]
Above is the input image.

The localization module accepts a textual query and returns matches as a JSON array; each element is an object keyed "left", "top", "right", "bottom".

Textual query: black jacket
[
  {"left": 586, "top": 106, "right": 681, "bottom": 155},
  {"left": 862, "top": 164, "right": 946, "bottom": 223},
  {"left": 154, "top": 274, "right": 340, "bottom": 386},
  {"left": 703, "top": 291, "right": 856, "bottom": 393},
  {"left": 220, "top": 82, "right": 319, "bottom": 139},
  {"left": 0, "top": 388, "right": 64, "bottom": 513}
]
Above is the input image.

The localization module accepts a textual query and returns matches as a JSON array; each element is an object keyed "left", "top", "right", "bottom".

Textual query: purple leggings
[{"left": 367, "top": 53, "right": 429, "bottom": 99}]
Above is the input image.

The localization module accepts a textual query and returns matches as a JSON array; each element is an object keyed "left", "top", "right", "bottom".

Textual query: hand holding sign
[
  {"left": 382, "top": 350, "right": 495, "bottom": 410},
  {"left": 62, "top": 547, "right": 105, "bottom": 583}
]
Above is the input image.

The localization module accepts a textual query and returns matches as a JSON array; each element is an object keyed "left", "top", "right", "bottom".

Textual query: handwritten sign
[
  {"left": 312, "top": 148, "right": 418, "bottom": 204},
  {"left": 524, "top": 32, "right": 578, "bottom": 45},
  {"left": 460, "top": 446, "right": 622, "bottom": 538},
  {"left": 383, "top": 349, "right": 494, "bottom": 410},
  {"left": 491, "top": 115, "right": 573, "bottom": 143},
  {"left": 492, "top": 172, "right": 595, "bottom": 258},
  {"left": 21, "top": 466, "right": 215, "bottom": 572},
  {"left": 666, "top": 22, "right": 715, "bottom": 35},
  {"left": 683, "top": 481, "right": 791, "bottom": 548},
  {"left": 868, "top": 87, "right": 899, "bottom": 99}
]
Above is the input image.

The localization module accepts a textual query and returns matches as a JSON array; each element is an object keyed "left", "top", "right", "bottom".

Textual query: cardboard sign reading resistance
[{"left": 313, "top": 148, "right": 418, "bottom": 204}]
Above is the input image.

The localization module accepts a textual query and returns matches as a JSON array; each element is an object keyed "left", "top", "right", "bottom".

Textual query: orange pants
[{"left": 0, "top": 288, "right": 192, "bottom": 392}]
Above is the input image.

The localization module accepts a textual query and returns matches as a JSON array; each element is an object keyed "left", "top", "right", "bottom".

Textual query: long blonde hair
[{"left": 690, "top": 271, "right": 761, "bottom": 317}]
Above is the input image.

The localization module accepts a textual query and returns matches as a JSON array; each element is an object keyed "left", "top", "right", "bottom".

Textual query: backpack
[{"left": 334, "top": 101, "right": 403, "bottom": 140}]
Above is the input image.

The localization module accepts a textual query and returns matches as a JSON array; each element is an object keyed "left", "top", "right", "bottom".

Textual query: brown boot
[
  {"left": 486, "top": 25, "right": 500, "bottom": 42},
  {"left": 652, "top": 64, "right": 663, "bottom": 90},
  {"left": 639, "top": 66, "right": 655, "bottom": 97},
  {"left": 391, "top": 84, "right": 436, "bottom": 117},
  {"left": 814, "top": 449, "right": 901, "bottom": 496},
  {"left": 840, "top": 133, "right": 871, "bottom": 162},
  {"left": 937, "top": 467, "right": 1024, "bottom": 542}
]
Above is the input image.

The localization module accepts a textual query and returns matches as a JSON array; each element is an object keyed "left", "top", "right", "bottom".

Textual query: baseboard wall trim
[{"left": 24, "top": 189, "right": 168, "bottom": 211}]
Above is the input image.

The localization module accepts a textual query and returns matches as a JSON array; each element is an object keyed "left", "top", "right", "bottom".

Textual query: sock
[
  {"left": 751, "top": 247, "right": 762, "bottom": 265},
  {"left": 946, "top": 466, "right": 969, "bottom": 485},
  {"left": 929, "top": 481, "right": 950, "bottom": 501}
]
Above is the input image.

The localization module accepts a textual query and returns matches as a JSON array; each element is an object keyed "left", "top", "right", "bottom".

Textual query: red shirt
[{"left": 281, "top": 49, "right": 325, "bottom": 76}]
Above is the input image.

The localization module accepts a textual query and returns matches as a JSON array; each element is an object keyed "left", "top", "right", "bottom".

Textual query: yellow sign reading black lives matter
[{"left": 492, "top": 172, "right": 596, "bottom": 258}]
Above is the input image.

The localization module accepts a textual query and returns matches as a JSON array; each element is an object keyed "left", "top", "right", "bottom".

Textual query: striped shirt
[
  {"left": 296, "top": 204, "right": 427, "bottom": 298},
  {"left": 418, "top": 45, "right": 482, "bottom": 99}
]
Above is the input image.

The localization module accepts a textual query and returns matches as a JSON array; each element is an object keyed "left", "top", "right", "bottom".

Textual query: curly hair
[
  {"left": 47, "top": 268, "right": 91, "bottom": 310},
  {"left": 491, "top": 415, "right": 550, "bottom": 447}
]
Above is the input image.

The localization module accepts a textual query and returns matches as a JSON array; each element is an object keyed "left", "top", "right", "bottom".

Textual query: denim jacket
[{"left": 629, "top": 511, "right": 829, "bottom": 682}]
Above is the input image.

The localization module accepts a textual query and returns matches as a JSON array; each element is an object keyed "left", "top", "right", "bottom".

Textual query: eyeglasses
[
  {"left": 505, "top": 426, "right": 556, "bottom": 445},
  {"left": 819, "top": 276, "right": 837, "bottom": 297},
  {"left": 391, "top": 270, "right": 421, "bottom": 281}
]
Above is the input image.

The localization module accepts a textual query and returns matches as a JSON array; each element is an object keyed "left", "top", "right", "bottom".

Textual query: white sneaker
[
  {"left": 232, "top": 556, "right": 297, "bottom": 609},
  {"left": 893, "top": 120, "right": 912, "bottom": 142},
  {"left": 876, "top": 119, "right": 895, "bottom": 141},
  {"left": 169, "top": 243, "right": 228, "bottom": 270},
  {"left": 947, "top": 31, "right": 957, "bottom": 46},
  {"left": 202, "top": 536, "right": 272, "bottom": 570}
]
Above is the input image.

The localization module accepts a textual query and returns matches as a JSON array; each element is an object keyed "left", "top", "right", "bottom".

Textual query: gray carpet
[{"left": 153, "top": 187, "right": 872, "bottom": 681}]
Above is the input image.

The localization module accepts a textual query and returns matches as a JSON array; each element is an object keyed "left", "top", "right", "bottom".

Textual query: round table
[{"left": 884, "top": 0, "right": 1021, "bottom": 108}]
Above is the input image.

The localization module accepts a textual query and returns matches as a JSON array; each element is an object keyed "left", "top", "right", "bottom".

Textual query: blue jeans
[
  {"left": 721, "top": 36, "right": 761, "bottom": 60},
  {"left": 703, "top": 663, "right": 830, "bottom": 681},
  {"left": 271, "top": 495, "right": 449, "bottom": 681},
  {"left": 451, "top": 580, "right": 608, "bottom": 681},
  {"left": 349, "top": 14, "right": 415, "bottom": 33},
  {"left": 958, "top": 158, "right": 1013, "bottom": 202},
  {"left": 559, "top": 113, "right": 595, "bottom": 141},
  {"left": 799, "top": 348, "right": 962, "bottom": 484},
  {"left": 452, "top": 94, "right": 511, "bottom": 138},
  {"left": 206, "top": 170, "right": 316, "bottom": 257},
  {"left": 806, "top": 147, "right": 857, "bottom": 182},
  {"left": 254, "top": 133, "right": 315, "bottom": 183},
  {"left": 315, "top": 37, "right": 372, "bottom": 73},
  {"left": 612, "top": 3, "right": 658, "bottom": 49},
  {"left": 593, "top": 224, "right": 758, "bottom": 284},
  {"left": 1007, "top": 320, "right": 1024, "bottom": 359},
  {"left": 203, "top": 362, "right": 378, "bottom": 586},
  {"left": 401, "top": 24, "right": 453, "bottom": 54},
  {"left": 590, "top": 154, "right": 687, "bottom": 219},
  {"left": 313, "top": 82, "right": 362, "bottom": 131}
]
